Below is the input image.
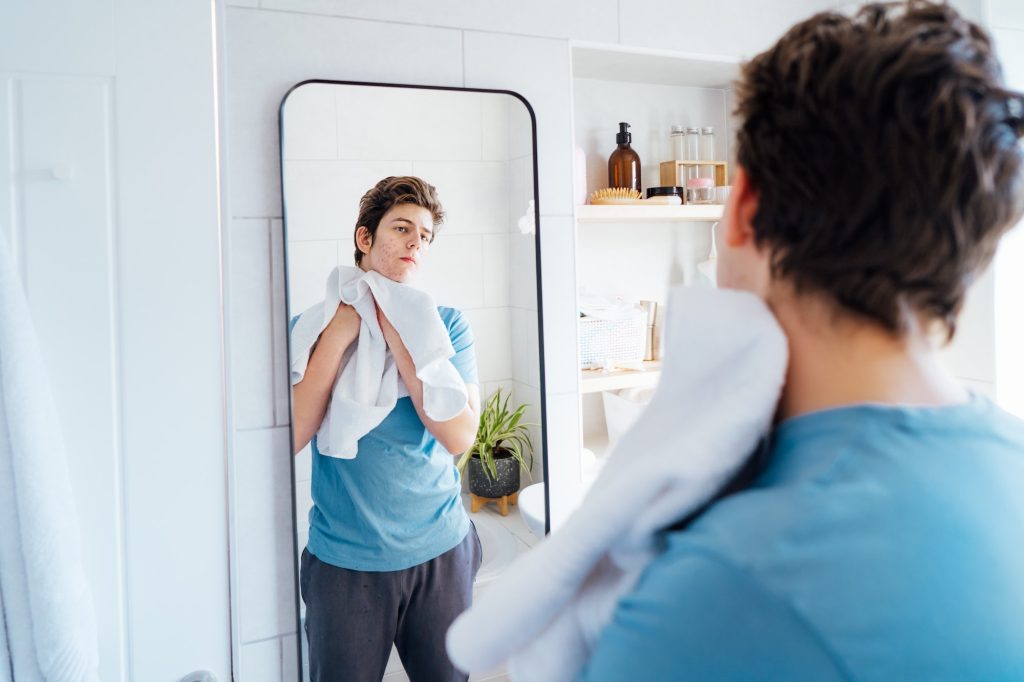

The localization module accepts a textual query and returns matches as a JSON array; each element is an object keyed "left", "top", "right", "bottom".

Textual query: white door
[{"left": 0, "top": 1, "right": 231, "bottom": 679}]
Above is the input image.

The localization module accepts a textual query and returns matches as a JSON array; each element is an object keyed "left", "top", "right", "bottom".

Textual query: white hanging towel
[
  {"left": 0, "top": 233, "right": 99, "bottom": 682},
  {"left": 290, "top": 266, "right": 468, "bottom": 458},
  {"left": 446, "top": 285, "right": 788, "bottom": 681}
]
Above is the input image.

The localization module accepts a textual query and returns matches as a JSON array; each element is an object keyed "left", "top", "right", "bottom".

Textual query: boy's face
[{"left": 357, "top": 204, "right": 434, "bottom": 283}]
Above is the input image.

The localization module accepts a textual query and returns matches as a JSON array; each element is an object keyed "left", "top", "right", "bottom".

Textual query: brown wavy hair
[
  {"left": 353, "top": 176, "right": 445, "bottom": 265},
  {"left": 734, "top": 1, "right": 1024, "bottom": 339}
]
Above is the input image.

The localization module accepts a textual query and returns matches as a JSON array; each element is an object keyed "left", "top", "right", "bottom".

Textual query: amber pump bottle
[{"left": 608, "top": 122, "right": 641, "bottom": 192}]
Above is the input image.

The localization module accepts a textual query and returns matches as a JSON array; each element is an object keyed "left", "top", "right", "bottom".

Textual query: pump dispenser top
[
  {"left": 608, "top": 121, "right": 641, "bottom": 193},
  {"left": 616, "top": 122, "right": 631, "bottom": 144}
]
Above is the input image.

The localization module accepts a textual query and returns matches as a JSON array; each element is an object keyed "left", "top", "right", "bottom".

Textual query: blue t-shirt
[
  {"left": 579, "top": 393, "right": 1024, "bottom": 681},
  {"left": 294, "top": 306, "right": 477, "bottom": 572}
]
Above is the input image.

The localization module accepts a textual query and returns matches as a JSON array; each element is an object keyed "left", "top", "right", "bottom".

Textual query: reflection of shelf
[
  {"left": 576, "top": 204, "right": 723, "bottom": 223},
  {"left": 580, "top": 361, "right": 662, "bottom": 394}
]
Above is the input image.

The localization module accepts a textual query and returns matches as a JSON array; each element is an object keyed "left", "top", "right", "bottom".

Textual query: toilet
[{"left": 517, "top": 482, "right": 547, "bottom": 539}]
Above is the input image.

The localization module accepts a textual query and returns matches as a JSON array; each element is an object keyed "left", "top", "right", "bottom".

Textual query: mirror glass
[{"left": 279, "top": 81, "right": 546, "bottom": 681}]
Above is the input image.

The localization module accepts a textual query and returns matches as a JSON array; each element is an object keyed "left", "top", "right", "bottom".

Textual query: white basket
[{"left": 578, "top": 310, "right": 646, "bottom": 367}]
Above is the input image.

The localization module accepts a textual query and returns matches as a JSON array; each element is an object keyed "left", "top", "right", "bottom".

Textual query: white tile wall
[
  {"left": 336, "top": 88, "right": 483, "bottom": 161},
  {"left": 234, "top": 427, "right": 298, "bottom": 643},
  {"left": 271, "top": 219, "right": 292, "bottom": 426},
  {"left": 231, "top": 218, "right": 277, "bottom": 429},
  {"left": 240, "top": 638, "right": 284, "bottom": 682},
  {"left": 411, "top": 160, "right": 509, "bottom": 235},
  {"left": 989, "top": 0, "right": 1024, "bottom": 29},
  {"left": 463, "top": 32, "right": 574, "bottom": 217},
  {"left": 285, "top": 240, "right": 341, "bottom": 316},
  {"left": 282, "top": 160, "right": 413, "bottom": 242},
  {"left": 257, "top": 0, "right": 618, "bottom": 42},
  {"left": 416, "top": 233, "right": 487, "bottom": 310},
  {"left": 618, "top": 0, "right": 838, "bottom": 58},
  {"left": 224, "top": 8, "right": 463, "bottom": 217},
  {"left": 282, "top": 82, "right": 338, "bottom": 159},
  {"left": 482, "top": 233, "right": 512, "bottom": 308},
  {"left": 462, "top": 306, "right": 514, "bottom": 383}
]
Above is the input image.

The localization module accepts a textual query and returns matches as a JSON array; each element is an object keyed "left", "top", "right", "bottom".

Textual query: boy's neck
[{"left": 769, "top": 291, "right": 970, "bottom": 422}]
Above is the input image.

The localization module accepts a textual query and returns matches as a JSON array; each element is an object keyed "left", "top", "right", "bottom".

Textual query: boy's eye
[{"left": 396, "top": 226, "right": 407, "bottom": 233}]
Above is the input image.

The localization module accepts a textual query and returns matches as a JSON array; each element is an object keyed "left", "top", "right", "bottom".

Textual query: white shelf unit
[
  {"left": 576, "top": 204, "right": 723, "bottom": 223},
  {"left": 580, "top": 361, "right": 662, "bottom": 394},
  {"left": 570, "top": 44, "right": 740, "bottom": 491}
]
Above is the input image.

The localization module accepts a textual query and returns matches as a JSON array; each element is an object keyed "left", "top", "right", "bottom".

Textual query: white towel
[
  {"left": 0, "top": 233, "right": 99, "bottom": 681},
  {"left": 290, "top": 266, "right": 468, "bottom": 458},
  {"left": 446, "top": 285, "right": 788, "bottom": 681}
]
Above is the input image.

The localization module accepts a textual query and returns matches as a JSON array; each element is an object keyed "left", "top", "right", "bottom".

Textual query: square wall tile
[
  {"left": 270, "top": 219, "right": 292, "bottom": 427},
  {"left": 336, "top": 87, "right": 482, "bottom": 161},
  {"left": 230, "top": 218, "right": 276, "bottom": 429},
  {"left": 481, "top": 95, "right": 510, "bottom": 161},
  {"left": 511, "top": 307, "right": 542, "bottom": 390},
  {"left": 281, "top": 82, "right": 337, "bottom": 160},
  {"left": 415, "top": 234, "right": 485, "bottom": 310},
  {"left": 224, "top": 8, "right": 462, "bottom": 217},
  {"left": 281, "top": 634, "right": 301, "bottom": 682},
  {"left": 990, "top": 0, "right": 1024, "bottom": 30},
  {"left": 464, "top": 32, "right": 574, "bottom": 218},
  {"left": 239, "top": 638, "right": 282, "bottom": 682},
  {"left": 462, "top": 307, "right": 513, "bottom": 384},
  {"left": 283, "top": 159, "right": 413, "bottom": 242},
  {"left": 285, "top": 239, "right": 340, "bottom": 318},
  {"left": 234, "top": 427, "right": 299, "bottom": 643},
  {"left": 537, "top": 216, "right": 580, "bottom": 395},
  {"left": 482, "top": 233, "right": 511, "bottom": 308},
  {"left": 509, "top": 228, "right": 538, "bottom": 312},
  {"left": 412, "top": 160, "right": 509, "bottom": 236}
]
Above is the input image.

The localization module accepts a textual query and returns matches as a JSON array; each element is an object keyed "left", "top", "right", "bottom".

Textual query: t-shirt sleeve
[
  {"left": 442, "top": 307, "right": 478, "bottom": 386},
  {"left": 577, "top": 548, "right": 845, "bottom": 682}
]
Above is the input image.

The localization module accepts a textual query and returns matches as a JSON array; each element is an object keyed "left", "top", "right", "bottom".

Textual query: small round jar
[{"left": 686, "top": 177, "right": 714, "bottom": 204}]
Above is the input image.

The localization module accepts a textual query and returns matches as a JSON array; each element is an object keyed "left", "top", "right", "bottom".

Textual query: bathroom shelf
[
  {"left": 571, "top": 42, "right": 742, "bottom": 88},
  {"left": 575, "top": 204, "right": 723, "bottom": 223},
  {"left": 580, "top": 361, "right": 662, "bottom": 394}
]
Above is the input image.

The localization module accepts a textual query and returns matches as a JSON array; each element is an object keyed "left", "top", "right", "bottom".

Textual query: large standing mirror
[{"left": 279, "top": 81, "right": 547, "bottom": 681}]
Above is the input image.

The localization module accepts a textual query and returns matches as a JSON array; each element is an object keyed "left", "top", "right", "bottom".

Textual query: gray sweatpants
[{"left": 300, "top": 524, "right": 482, "bottom": 682}]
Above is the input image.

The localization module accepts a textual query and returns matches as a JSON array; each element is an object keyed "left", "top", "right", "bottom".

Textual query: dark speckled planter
[{"left": 467, "top": 451, "right": 521, "bottom": 498}]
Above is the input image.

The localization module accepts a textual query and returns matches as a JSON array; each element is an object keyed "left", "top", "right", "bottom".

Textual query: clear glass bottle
[
  {"left": 684, "top": 127, "right": 700, "bottom": 181},
  {"left": 698, "top": 126, "right": 716, "bottom": 181},
  {"left": 670, "top": 126, "right": 686, "bottom": 162}
]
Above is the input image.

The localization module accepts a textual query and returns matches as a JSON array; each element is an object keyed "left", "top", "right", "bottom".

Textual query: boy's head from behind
[{"left": 719, "top": 1, "right": 1024, "bottom": 340}]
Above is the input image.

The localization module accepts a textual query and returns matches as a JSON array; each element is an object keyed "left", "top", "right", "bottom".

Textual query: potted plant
[{"left": 457, "top": 387, "right": 536, "bottom": 499}]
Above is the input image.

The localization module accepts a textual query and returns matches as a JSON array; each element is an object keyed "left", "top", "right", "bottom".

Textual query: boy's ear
[
  {"left": 355, "top": 225, "right": 372, "bottom": 255},
  {"left": 723, "top": 167, "right": 759, "bottom": 248}
]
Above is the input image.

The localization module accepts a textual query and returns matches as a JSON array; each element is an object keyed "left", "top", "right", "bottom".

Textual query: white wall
[
  {"left": 1, "top": 1, "right": 229, "bottom": 680},
  {"left": 988, "top": 0, "right": 1024, "bottom": 418}
]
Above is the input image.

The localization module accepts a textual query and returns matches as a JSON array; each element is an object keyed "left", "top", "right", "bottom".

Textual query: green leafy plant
[{"left": 457, "top": 387, "right": 536, "bottom": 483}]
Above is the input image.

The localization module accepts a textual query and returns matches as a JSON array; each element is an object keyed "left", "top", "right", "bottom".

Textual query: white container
[
  {"left": 602, "top": 386, "right": 655, "bottom": 448},
  {"left": 699, "top": 126, "right": 716, "bottom": 180},
  {"left": 670, "top": 125, "right": 686, "bottom": 161},
  {"left": 578, "top": 309, "right": 647, "bottom": 367}
]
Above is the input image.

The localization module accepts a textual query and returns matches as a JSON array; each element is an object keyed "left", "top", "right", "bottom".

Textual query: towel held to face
[
  {"left": 290, "top": 266, "right": 468, "bottom": 458},
  {"left": 445, "top": 286, "right": 788, "bottom": 681}
]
